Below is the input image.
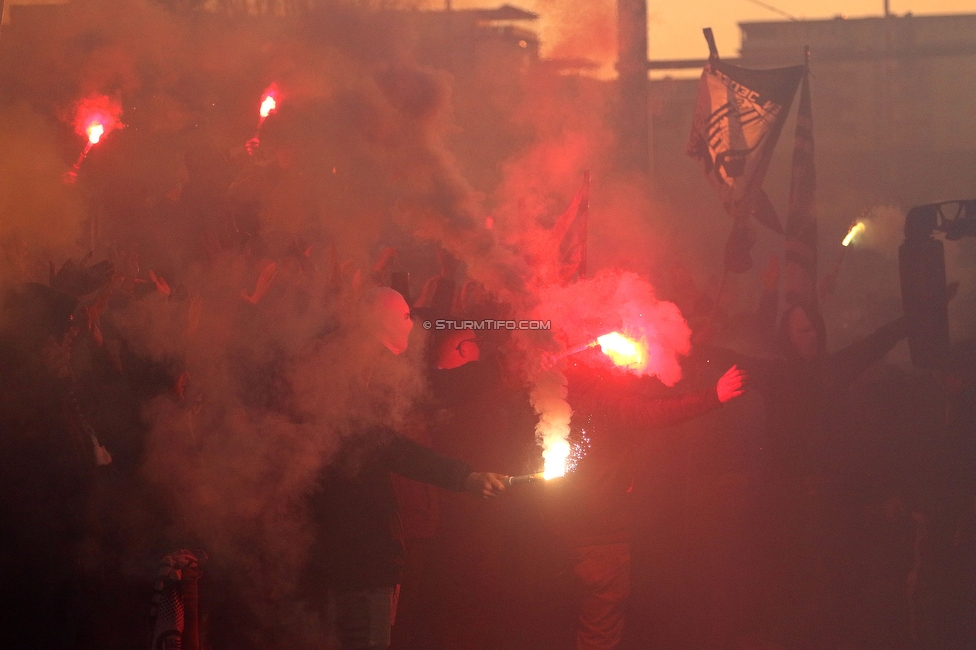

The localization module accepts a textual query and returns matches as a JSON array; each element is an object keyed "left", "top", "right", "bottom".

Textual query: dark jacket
[
  {"left": 700, "top": 316, "right": 907, "bottom": 480},
  {"left": 307, "top": 427, "right": 471, "bottom": 590},
  {"left": 558, "top": 356, "right": 723, "bottom": 547}
]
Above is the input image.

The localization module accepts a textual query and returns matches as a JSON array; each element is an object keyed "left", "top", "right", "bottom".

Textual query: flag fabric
[
  {"left": 688, "top": 57, "right": 805, "bottom": 229},
  {"left": 783, "top": 68, "right": 817, "bottom": 309},
  {"left": 553, "top": 171, "right": 589, "bottom": 283}
]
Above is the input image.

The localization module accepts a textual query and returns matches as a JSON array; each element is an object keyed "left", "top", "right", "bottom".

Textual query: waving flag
[
  {"left": 784, "top": 67, "right": 818, "bottom": 309},
  {"left": 688, "top": 37, "right": 804, "bottom": 231},
  {"left": 553, "top": 171, "right": 590, "bottom": 283}
]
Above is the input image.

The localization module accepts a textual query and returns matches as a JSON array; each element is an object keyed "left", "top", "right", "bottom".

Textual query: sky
[{"left": 439, "top": 0, "right": 976, "bottom": 70}]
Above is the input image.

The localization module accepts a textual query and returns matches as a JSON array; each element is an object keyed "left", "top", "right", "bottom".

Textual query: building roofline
[
  {"left": 426, "top": 4, "right": 539, "bottom": 22},
  {"left": 738, "top": 11, "right": 976, "bottom": 28}
]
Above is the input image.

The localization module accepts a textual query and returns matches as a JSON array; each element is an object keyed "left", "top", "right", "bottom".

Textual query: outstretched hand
[
  {"left": 464, "top": 472, "right": 508, "bottom": 499},
  {"left": 716, "top": 364, "right": 748, "bottom": 403}
]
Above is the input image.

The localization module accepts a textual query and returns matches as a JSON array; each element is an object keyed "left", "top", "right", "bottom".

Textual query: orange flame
[{"left": 596, "top": 331, "right": 646, "bottom": 369}]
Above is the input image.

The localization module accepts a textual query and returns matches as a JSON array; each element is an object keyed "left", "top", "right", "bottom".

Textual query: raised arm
[
  {"left": 623, "top": 365, "right": 746, "bottom": 429},
  {"left": 830, "top": 316, "right": 908, "bottom": 387},
  {"left": 691, "top": 343, "right": 777, "bottom": 395}
]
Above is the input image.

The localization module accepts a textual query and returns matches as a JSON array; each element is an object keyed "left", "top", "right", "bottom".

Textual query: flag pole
[
  {"left": 579, "top": 170, "right": 590, "bottom": 280},
  {"left": 702, "top": 28, "right": 719, "bottom": 59}
]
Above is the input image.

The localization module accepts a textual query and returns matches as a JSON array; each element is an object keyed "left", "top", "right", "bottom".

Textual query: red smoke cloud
[
  {"left": 72, "top": 94, "right": 124, "bottom": 143},
  {"left": 535, "top": 268, "right": 691, "bottom": 386}
]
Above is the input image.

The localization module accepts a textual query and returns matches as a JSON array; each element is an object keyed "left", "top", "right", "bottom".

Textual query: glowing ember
[
  {"left": 596, "top": 331, "right": 646, "bottom": 369},
  {"left": 542, "top": 438, "right": 571, "bottom": 480},
  {"left": 86, "top": 123, "right": 105, "bottom": 145},
  {"left": 260, "top": 94, "right": 277, "bottom": 119},
  {"left": 842, "top": 222, "right": 865, "bottom": 247}
]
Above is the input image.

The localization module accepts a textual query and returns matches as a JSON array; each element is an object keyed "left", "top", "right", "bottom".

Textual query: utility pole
[{"left": 616, "top": 0, "right": 649, "bottom": 175}]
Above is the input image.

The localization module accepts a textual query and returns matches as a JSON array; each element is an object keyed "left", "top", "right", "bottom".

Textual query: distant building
[
  {"left": 406, "top": 3, "right": 539, "bottom": 74},
  {"left": 1, "top": 0, "right": 68, "bottom": 26},
  {"left": 738, "top": 13, "right": 976, "bottom": 153},
  {"left": 649, "top": 13, "right": 976, "bottom": 212}
]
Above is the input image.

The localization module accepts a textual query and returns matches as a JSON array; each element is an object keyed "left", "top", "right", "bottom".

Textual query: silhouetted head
[{"left": 778, "top": 302, "right": 826, "bottom": 361}]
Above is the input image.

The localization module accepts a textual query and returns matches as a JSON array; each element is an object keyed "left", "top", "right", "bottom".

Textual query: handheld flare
[
  {"left": 556, "top": 340, "right": 598, "bottom": 360},
  {"left": 506, "top": 473, "right": 544, "bottom": 486},
  {"left": 65, "top": 95, "right": 123, "bottom": 184},
  {"left": 249, "top": 84, "right": 280, "bottom": 154},
  {"left": 596, "top": 332, "right": 645, "bottom": 369},
  {"left": 259, "top": 94, "right": 277, "bottom": 120},
  {"left": 842, "top": 221, "right": 866, "bottom": 247}
]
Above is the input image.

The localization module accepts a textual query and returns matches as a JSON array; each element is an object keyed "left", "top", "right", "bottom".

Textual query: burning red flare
[
  {"left": 259, "top": 84, "right": 279, "bottom": 123},
  {"left": 64, "top": 95, "right": 124, "bottom": 183},
  {"left": 86, "top": 123, "right": 105, "bottom": 145},
  {"left": 596, "top": 332, "right": 646, "bottom": 369},
  {"left": 248, "top": 84, "right": 280, "bottom": 155},
  {"left": 73, "top": 95, "right": 123, "bottom": 144},
  {"left": 260, "top": 94, "right": 277, "bottom": 120}
]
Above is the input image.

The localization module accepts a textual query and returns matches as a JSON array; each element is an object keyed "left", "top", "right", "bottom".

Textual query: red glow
[
  {"left": 64, "top": 95, "right": 124, "bottom": 183},
  {"left": 73, "top": 95, "right": 124, "bottom": 145},
  {"left": 485, "top": 216, "right": 494, "bottom": 230}
]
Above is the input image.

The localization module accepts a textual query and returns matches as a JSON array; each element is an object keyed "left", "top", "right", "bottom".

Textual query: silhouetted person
[
  {"left": 0, "top": 283, "right": 97, "bottom": 649},
  {"left": 699, "top": 300, "right": 909, "bottom": 646},
  {"left": 304, "top": 288, "right": 509, "bottom": 650},
  {"left": 553, "top": 351, "right": 746, "bottom": 650}
]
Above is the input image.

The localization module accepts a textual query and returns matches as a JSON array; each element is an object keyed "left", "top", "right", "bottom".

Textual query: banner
[
  {"left": 688, "top": 56, "right": 804, "bottom": 229},
  {"left": 553, "top": 171, "right": 589, "bottom": 283},
  {"left": 783, "top": 69, "right": 817, "bottom": 309}
]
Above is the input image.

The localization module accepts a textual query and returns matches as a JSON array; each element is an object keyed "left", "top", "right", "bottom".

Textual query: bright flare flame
[
  {"left": 596, "top": 332, "right": 645, "bottom": 369},
  {"left": 542, "top": 438, "right": 571, "bottom": 480},
  {"left": 260, "top": 94, "right": 277, "bottom": 119},
  {"left": 86, "top": 123, "right": 104, "bottom": 145},
  {"left": 842, "top": 222, "right": 865, "bottom": 247}
]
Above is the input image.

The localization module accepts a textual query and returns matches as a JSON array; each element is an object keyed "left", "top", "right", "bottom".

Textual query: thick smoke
[
  {"left": 854, "top": 204, "right": 906, "bottom": 258},
  {"left": 0, "top": 0, "right": 694, "bottom": 643},
  {"left": 839, "top": 203, "right": 976, "bottom": 343},
  {"left": 0, "top": 0, "right": 497, "bottom": 642},
  {"left": 525, "top": 269, "right": 692, "bottom": 477}
]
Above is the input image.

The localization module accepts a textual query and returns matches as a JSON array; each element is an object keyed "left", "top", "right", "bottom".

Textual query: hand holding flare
[{"left": 464, "top": 472, "right": 509, "bottom": 499}]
